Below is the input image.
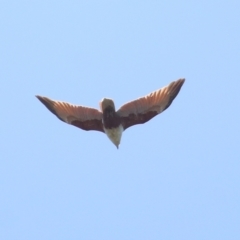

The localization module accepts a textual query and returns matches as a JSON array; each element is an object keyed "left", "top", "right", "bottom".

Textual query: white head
[{"left": 99, "top": 98, "right": 115, "bottom": 112}]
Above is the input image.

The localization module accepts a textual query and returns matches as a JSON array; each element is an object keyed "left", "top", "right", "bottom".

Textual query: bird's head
[{"left": 100, "top": 98, "right": 115, "bottom": 112}]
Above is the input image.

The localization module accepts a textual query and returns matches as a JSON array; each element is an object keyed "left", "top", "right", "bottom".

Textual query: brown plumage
[{"left": 36, "top": 78, "right": 185, "bottom": 148}]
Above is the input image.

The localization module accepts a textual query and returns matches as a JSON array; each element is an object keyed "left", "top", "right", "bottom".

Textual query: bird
[{"left": 36, "top": 78, "right": 185, "bottom": 148}]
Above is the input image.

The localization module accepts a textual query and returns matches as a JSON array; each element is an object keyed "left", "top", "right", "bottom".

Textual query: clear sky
[{"left": 1, "top": 1, "right": 240, "bottom": 239}]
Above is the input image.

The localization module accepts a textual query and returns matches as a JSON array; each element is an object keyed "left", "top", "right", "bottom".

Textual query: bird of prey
[{"left": 36, "top": 78, "right": 185, "bottom": 148}]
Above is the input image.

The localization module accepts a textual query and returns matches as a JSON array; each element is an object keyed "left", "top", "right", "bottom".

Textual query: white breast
[{"left": 104, "top": 125, "right": 123, "bottom": 148}]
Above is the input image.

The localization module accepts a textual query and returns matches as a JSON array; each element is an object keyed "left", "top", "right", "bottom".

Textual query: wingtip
[
  {"left": 35, "top": 95, "right": 44, "bottom": 101},
  {"left": 35, "top": 95, "right": 59, "bottom": 118},
  {"left": 169, "top": 78, "right": 185, "bottom": 90},
  {"left": 172, "top": 78, "right": 185, "bottom": 90},
  {"left": 177, "top": 78, "right": 185, "bottom": 84},
  {"left": 35, "top": 95, "right": 48, "bottom": 106}
]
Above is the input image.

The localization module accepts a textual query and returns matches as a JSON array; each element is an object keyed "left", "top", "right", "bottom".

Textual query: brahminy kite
[{"left": 36, "top": 78, "right": 185, "bottom": 148}]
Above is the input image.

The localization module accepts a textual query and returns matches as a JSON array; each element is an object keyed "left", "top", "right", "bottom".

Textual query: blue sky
[{"left": 1, "top": 1, "right": 240, "bottom": 239}]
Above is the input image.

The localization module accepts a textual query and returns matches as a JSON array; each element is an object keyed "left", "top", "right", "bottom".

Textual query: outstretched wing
[
  {"left": 117, "top": 78, "right": 185, "bottom": 130},
  {"left": 36, "top": 96, "right": 104, "bottom": 132}
]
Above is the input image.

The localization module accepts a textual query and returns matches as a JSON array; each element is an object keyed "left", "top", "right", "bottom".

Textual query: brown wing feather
[
  {"left": 36, "top": 95, "right": 104, "bottom": 132},
  {"left": 117, "top": 78, "right": 185, "bottom": 130}
]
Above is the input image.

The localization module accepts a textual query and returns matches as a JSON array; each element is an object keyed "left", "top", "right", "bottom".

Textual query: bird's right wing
[
  {"left": 36, "top": 96, "right": 104, "bottom": 132},
  {"left": 117, "top": 79, "right": 185, "bottom": 130}
]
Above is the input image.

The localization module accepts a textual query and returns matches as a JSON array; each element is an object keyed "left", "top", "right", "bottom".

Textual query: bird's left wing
[
  {"left": 36, "top": 96, "right": 104, "bottom": 132},
  {"left": 117, "top": 78, "right": 185, "bottom": 130}
]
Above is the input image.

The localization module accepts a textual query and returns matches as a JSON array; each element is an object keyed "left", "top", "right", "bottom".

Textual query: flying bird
[{"left": 36, "top": 78, "right": 185, "bottom": 148}]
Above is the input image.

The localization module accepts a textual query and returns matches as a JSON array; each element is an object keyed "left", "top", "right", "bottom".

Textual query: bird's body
[{"left": 36, "top": 78, "right": 185, "bottom": 148}]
